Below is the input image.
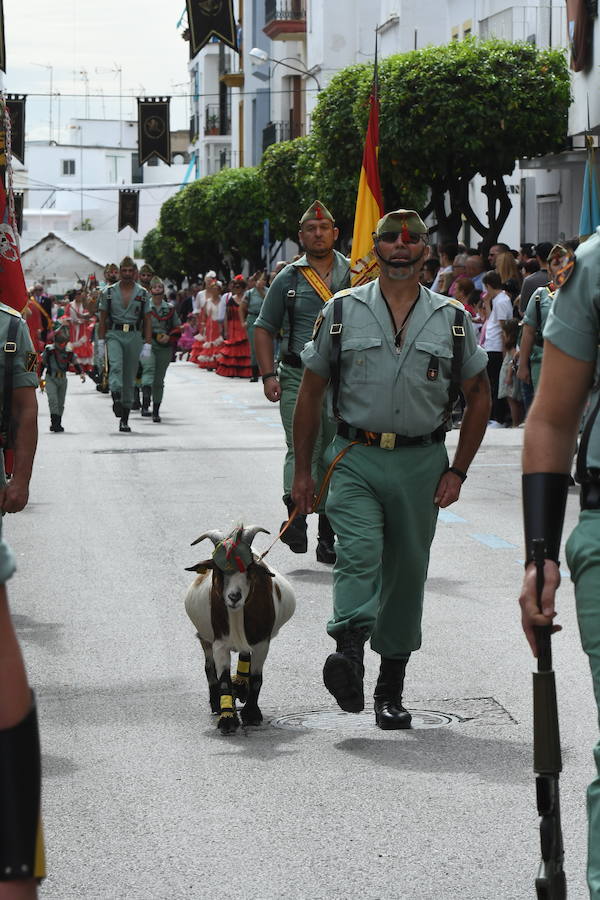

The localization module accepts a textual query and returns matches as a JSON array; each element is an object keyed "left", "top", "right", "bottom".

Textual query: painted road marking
[
  {"left": 469, "top": 533, "right": 518, "bottom": 550},
  {"left": 438, "top": 509, "right": 467, "bottom": 524}
]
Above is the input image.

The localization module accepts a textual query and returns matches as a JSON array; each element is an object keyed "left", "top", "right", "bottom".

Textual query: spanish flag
[{"left": 350, "top": 54, "right": 384, "bottom": 286}]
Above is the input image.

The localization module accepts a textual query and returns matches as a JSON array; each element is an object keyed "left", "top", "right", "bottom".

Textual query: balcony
[
  {"left": 204, "top": 104, "right": 231, "bottom": 137},
  {"left": 264, "top": 1, "right": 306, "bottom": 40},
  {"left": 262, "top": 120, "right": 304, "bottom": 152}
]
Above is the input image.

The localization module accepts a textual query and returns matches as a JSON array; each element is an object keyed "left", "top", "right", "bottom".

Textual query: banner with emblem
[
  {"left": 0, "top": 1, "right": 5, "bottom": 74},
  {"left": 118, "top": 190, "right": 140, "bottom": 233},
  {"left": 6, "top": 95, "right": 25, "bottom": 164},
  {"left": 137, "top": 98, "right": 171, "bottom": 166},
  {"left": 186, "top": 0, "right": 238, "bottom": 57}
]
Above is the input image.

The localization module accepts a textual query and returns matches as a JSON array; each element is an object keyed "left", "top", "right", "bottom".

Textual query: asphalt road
[{"left": 9, "top": 363, "right": 596, "bottom": 899}]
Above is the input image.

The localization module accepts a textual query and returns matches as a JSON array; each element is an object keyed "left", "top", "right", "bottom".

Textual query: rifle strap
[
  {"left": 1, "top": 317, "right": 20, "bottom": 444},
  {"left": 448, "top": 307, "right": 465, "bottom": 413},
  {"left": 329, "top": 295, "right": 344, "bottom": 422},
  {"left": 284, "top": 267, "right": 299, "bottom": 361}
]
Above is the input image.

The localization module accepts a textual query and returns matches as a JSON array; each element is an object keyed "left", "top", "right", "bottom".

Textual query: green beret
[
  {"left": 300, "top": 200, "right": 334, "bottom": 225},
  {"left": 375, "top": 209, "right": 428, "bottom": 236},
  {"left": 211, "top": 528, "right": 254, "bottom": 573}
]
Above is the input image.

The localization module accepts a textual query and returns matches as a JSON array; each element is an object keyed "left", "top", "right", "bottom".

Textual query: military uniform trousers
[
  {"left": 278, "top": 361, "right": 336, "bottom": 511},
  {"left": 325, "top": 436, "right": 448, "bottom": 658},
  {"left": 245, "top": 312, "right": 259, "bottom": 368},
  {"left": 107, "top": 329, "right": 143, "bottom": 409},
  {"left": 566, "top": 510, "right": 600, "bottom": 898},
  {"left": 45, "top": 374, "right": 68, "bottom": 416},
  {"left": 141, "top": 343, "right": 171, "bottom": 405}
]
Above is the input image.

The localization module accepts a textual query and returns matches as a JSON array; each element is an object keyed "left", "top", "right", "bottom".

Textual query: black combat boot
[
  {"left": 111, "top": 391, "right": 123, "bottom": 418},
  {"left": 322, "top": 627, "right": 369, "bottom": 713},
  {"left": 374, "top": 657, "right": 412, "bottom": 730},
  {"left": 316, "top": 514, "right": 336, "bottom": 565},
  {"left": 250, "top": 365, "right": 259, "bottom": 383},
  {"left": 89, "top": 366, "right": 99, "bottom": 384},
  {"left": 132, "top": 386, "right": 141, "bottom": 410},
  {"left": 141, "top": 386, "right": 152, "bottom": 417},
  {"left": 54, "top": 415, "right": 64, "bottom": 433},
  {"left": 49, "top": 414, "right": 59, "bottom": 432},
  {"left": 152, "top": 403, "right": 161, "bottom": 423},
  {"left": 119, "top": 409, "right": 131, "bottom": 433},
  {"left": 280, "top": 498, "right": 307, "bottom": 554}
]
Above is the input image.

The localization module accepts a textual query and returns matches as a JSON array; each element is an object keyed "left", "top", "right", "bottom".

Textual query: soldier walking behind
[
  {"left": 292, "top": 209, "right": 491, "bottom": 728},
  {"left": 39, "top": 322, "right": 85, "bottom": 432},
  {"left": 140, "top": 276, "right": 181, "bottom": 422},
  {"left": 96, "top": 257, "right": 152, "bottom": 433},
  {"left": 254, "top": 201, "right": 350, "bottom": 564}
]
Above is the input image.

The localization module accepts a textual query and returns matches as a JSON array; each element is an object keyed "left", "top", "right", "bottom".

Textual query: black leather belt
[
  {"left": 337, "top": 422, "right": 446, "bottom": 449},
  {"left": 111, "top": 323, "right": 140, "bottom": 332},
  {"left": 281, "top": 352, "right": 302, "bottom": 369},
  {"left": 580, "top": 481, "right": 600, "bottom": 510}
]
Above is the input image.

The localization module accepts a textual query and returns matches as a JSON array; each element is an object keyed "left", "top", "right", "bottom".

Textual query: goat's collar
[{"left": 212, "top": 535, "right": 253, "bottom": 574}]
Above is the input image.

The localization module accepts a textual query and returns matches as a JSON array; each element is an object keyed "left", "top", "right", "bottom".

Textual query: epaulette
[
  {"left": 446, "top": 297, "right": 465, "bottom": 310},
  {"left": 333, "top": 288, "right": 353, "bottom": 299},
  {"left": 0, "top": 303, "right": 23, "bottom": 318}
]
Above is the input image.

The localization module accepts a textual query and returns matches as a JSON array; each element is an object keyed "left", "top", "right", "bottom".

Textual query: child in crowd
[
  {"left": 177, "top": 313, "right": 197, "bottom": 361},
  {"left": 497, "top": 318, "right": 523, "bottom": 426}
]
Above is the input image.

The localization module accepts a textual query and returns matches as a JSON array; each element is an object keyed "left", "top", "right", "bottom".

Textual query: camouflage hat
[
  {"left": 299, "top": 200, "right": 334, "bottom": 225},
  {"left": 374, "top": 209, "right": 428, "bottom": 237},
  {"left": 139, "top": 263, "right": 154, "bottom": 275},
  {"left": 119, "top": 255, "right": 136, "bottom": 268},
  {"left": 150, "top": 275, "right": 164, "bottom": 290},
  {"left": 211, "top": 527, "right": 253, "bottom": 574}
]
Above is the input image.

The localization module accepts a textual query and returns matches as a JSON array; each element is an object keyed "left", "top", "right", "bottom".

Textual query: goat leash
[{"left": 258, "top": 441, "right": 360, "bottom": 562}]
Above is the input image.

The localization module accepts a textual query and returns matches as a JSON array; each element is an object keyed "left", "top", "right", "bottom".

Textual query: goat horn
[
  {"left": 241, "top": 525, "right": 271, "bottom": 546},
  {"left": 191, "top": 530, "right": 224, "bottom": 547}
]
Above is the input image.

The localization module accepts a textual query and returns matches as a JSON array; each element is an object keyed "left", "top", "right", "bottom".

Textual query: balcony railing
[
  {"left": 264, "top": 1, "right": 306, "bottom": 38},
  {"left": 204, "top": 104, "right": 231, "bottom": 136},
  {"left": 262, "top": 120, "right": 304, "bottom": 152}
]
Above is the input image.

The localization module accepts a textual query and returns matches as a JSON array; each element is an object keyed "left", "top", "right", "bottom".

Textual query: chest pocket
[
  {"left": 413, "top": 340, "right": 453, "bottom": 386},
  {"left": 341, "top": 336, "right": 383, "bottom": 383}
]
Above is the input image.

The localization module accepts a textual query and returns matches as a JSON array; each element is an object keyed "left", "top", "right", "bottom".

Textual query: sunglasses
[{"left": 376, "top": 231, "right": 423, "bottom": 245}]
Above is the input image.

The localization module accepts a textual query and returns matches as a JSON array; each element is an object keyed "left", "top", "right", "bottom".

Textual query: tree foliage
[{"left": 260, "top": 136, "right": 315, "bottom": 242}]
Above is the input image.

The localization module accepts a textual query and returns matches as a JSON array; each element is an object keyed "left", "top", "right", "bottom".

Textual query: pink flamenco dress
[
  {"left": 195, "top": 301, "right": 223, "bottom": 370},
  {"left": 216, "top": 295, "right": 252, "bottom": 378}
]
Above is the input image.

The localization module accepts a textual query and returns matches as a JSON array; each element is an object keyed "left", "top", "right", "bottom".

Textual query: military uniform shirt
[
  {"left": 301, "top": 280, "right": 488, "bottom": 436},
  {"left": 149, "top": 300, "right": 181, "bottom": 337},
  {"left": 244, "top": 287, "right": 265, "bottom": 317},
  {"left": 523, "top": 285, "right": 554, "bottom": 365},
  {"left": 254, "top": 250, "right": 350, "bottom": 357},
  {"left": 98, "top": 282, "right": 151, "bottom": 326},
  {"left": 544, "top": 227, "right": 600, "bottom": 468},
  {"left": 0, "top": 304, "right": 38, "bottom": 487}
]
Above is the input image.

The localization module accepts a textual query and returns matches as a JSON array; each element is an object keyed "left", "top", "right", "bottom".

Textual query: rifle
[
  {"left": 532, "top": 537, "right": 567, "bottom": 898},
  {"left": 100, "top": 343, "right": 109, "bottom": 393}
]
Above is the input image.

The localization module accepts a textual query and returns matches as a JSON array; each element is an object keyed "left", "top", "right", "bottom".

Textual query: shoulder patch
[
  {"left": 26, "top": 352, "right": 38, "bottom": 372},
  {"left": 0, "top": 303, "right": 23, "bottom": 318},
  {"left": 446, "top": 297, "right": 465, "bottom": 309},
  {"left": 553, "top": 246, "right": 576, "bottom": 288}
]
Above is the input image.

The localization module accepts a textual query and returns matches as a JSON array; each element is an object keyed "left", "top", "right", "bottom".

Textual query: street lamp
[{"left": 248, "top": 47, "right": 321, "bottom": 92}]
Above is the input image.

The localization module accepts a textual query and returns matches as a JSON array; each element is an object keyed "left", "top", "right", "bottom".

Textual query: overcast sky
[{"left": 2, "top": 1, "right": 192, "bottom": 141}]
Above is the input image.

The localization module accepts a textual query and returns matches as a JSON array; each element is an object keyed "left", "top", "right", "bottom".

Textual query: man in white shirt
[{"left": 481, "top": 269, "right": 514, "bottom": 425}]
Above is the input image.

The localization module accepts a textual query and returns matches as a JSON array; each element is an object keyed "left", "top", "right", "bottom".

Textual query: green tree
[
  {"left": 202, "top": 167, "right": 268, "bottom": 271},
  {"left": 260, "top": 136, "right": 315, "bottom": 242}
]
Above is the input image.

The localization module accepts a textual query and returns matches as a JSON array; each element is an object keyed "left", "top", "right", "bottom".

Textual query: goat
[{"left": 184, "top": 525, "right": 296, "bottom": 734}]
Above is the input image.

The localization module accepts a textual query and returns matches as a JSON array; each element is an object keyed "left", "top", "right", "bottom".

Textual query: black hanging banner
[
  {"left": 0, "top": 0, "right": 6, "bottom": 74},
  {"left": 118, "top": 189, "right": 139, "bottom": 232},
  {"left": 137, "top": 97, "right": 171, "bottom": 166},
  {"left": 6, "top": 96, "right": 26, "bottom": 164},
  {"left": 13, "top": 191, "right": 22, "bottom": 234},
  {"left": 186, "top": 0, "right": 238, "bottom": 57}
]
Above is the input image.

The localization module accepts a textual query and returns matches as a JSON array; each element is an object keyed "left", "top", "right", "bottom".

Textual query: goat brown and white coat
[{"left": 184, "top": 526, "right": 296, "bottom": 734}]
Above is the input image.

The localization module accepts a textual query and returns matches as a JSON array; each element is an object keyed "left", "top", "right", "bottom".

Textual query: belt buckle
[
  {"left": 4, "top": 341, "right": 16, "bottom": 353},
  {"left": 123, "top": 324, "right": 130, "bottom": 333},
  {"left": 380, "top": 432, "right": 396, "bottom": 450}
]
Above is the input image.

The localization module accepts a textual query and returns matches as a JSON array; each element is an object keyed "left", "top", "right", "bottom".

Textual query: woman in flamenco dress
[
  {"left": 194, "top": 282, "right": 224, "bottom": 370},
  {"left": 215, "top": 277, "right": 253, "bottom": 378}
]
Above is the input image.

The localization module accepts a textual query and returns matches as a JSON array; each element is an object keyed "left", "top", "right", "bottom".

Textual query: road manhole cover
[{"left": 271, "top": 697, "right": 516, "bottom": 733}]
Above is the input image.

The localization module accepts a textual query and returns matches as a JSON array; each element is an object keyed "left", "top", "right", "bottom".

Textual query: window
[
  {"left": 537, "top": 198, "right": 559, "bottom": 243},
  {"left": 451, "top": 26, "right": 459, "bottom": 41},
  {"left": 463, "top": 19, "right": 472, "bottom": 38},
  {"left": 61, "top": 159, "right": 76, "bottom": 176}
]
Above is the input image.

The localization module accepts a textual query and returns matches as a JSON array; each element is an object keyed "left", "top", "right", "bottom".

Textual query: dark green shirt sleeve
[{"left": 254, "top": 269, "right": 289, "bottom": 335}]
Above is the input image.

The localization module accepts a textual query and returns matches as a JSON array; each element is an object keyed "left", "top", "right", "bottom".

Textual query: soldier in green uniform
[
  {"left": 292, "top": 209, "right": 491, "bottom": 728},
  {"left": 131, "top": 264, "right": 154, "bottom": 409},
  {"left": 91, "top": 264, "right": 118, "bottom": 393},
  {"left": 140, "top": 276, "right": 181, "bottom": 422},
  {"left": 39, "top": 322, "right": 86, "bottom": 432},
  {"left": 97, "top": 256, "right": 152, "bottom": 433},
  {"left": 241, "top": 271, "right": 268, "bottom": 382},
  {"left": 138, "top": 263, "right": 154, "bottom": 291},
  {"left": 519, "top": 234, "right": 600, "bottom": 898},
  {"left": 254, "top": 201, "right": 350, "bottom": 564},
  {"left": 0, "top": 301, "right": 45, "bottom": 894}
]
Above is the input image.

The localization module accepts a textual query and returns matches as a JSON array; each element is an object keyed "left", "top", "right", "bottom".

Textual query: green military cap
[
  {"left": 211, "top": 528, "right": 254, "bottom": 574},
  {"left": 54, "top": 321, "right": 70, "bottom": 341},
  {"left": 119, "top": 255, "right": 136, "bottom": 268},
  {"left": 150, "top": 275, "right": 164, "bottom": 290},
  {"left": 139, "top": 263, "right": 154, "bottom": 275},
  {"left": 104, "top": 263, "right": 118, "bottom": 274},
  {"left": 374, "top": 209, "right": 428, "bottom": 236},
  {"left": 299, "top": 200, "right": 334, "bottom": 225}
]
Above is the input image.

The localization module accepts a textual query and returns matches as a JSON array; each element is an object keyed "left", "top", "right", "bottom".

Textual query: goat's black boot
[
  {"left": 152, "top": 402, "right": 161, "bottom": 423},
  {"left": 141, "top": 386, "right": 152, "bottom": 417},
  {"left": 280, "top": 498, "right": 307, "bottom": 554},
  {"left": 111, "top": 391, "right": 123, "bottom": 418},
  {"left": 316, "top": 514, "right": 336, "bottom": 565},
  {"left": 131, "top": 385, "right": 141, "bottom": 410},
  {"left": 374, "top": 657, "right": 412, "bottom": 730},
  {"left": 323, "top": 627, "right": 369, "bottom": 713},
  {"left": 119, "top": 409, "right": 131, "bottom": 433},
  {"left": 250, "top": 365, "right": 259, "bottom": 383}
]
